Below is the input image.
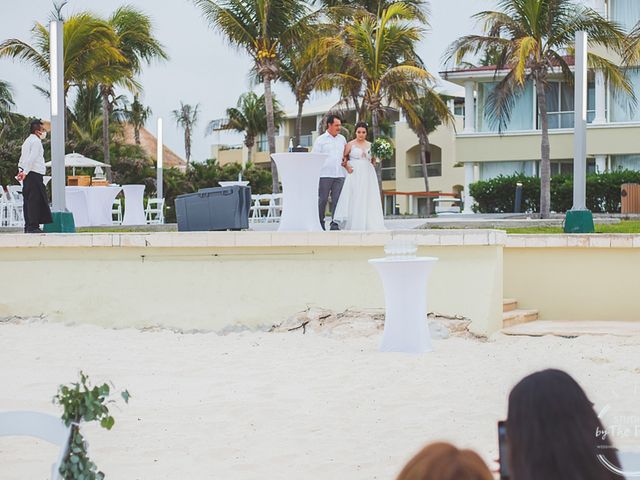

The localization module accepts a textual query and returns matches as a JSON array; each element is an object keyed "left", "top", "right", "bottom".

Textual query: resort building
[
  {"left": 214, "top": 0, "right": 640, "bottom": 215},
  {"left": 442, "top": 0, "right": 640, "bottom": 212}
]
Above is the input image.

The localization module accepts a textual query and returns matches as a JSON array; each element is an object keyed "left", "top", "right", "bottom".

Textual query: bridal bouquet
[{"left": 371, "top": 138, "right": 393, "bottom": 163}]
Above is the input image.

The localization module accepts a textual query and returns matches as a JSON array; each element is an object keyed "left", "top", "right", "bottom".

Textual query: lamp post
[
  {"left": 44, "top": 20, "right": 75, "bottom": 232},
  {"left": 564, "top": 31, "right": 595, "bottom": 233},
  {"left": 156, "top": 117, "right": 163, "bottom": 201}
]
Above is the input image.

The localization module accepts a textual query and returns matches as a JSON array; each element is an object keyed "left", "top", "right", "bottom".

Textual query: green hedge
[{"left": 469, "top": 170, "right": 640, "bottom": 213}]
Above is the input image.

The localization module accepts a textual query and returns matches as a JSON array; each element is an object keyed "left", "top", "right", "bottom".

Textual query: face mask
[{"left": 38, "top": 131, "right": 47, "bottom": 140}]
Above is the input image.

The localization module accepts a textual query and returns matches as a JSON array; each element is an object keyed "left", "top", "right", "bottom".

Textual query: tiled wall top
[{"left": 0, "top": 230, "right": 507, "bottom": 248}]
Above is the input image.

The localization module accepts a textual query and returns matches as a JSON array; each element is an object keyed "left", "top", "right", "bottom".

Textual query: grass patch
[{"left": 504, "top": 220, "right": 640, "bottom": 234}]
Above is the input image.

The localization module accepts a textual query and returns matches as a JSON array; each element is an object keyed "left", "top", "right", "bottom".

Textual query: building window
[
  {"left": 611, "top": 154, "right": 640, "bottom": 171},
  {"left": 454, "top": 100, "right": 465, "bottom": 117},
  {"left": 298, "top": 134, "right": 313, "bottom": 148},
  {"left": 609, "top": 0, "right": 640, "bottom": 32},
  {"left": 477, "top": 81, "right": 534, "bottom": 132},
  {"left": 407, "top": 144, "right": 442, "bottom": 178},
  {"left": 610, "top": 68, "right": 640, "bottom": 122},
  {"left": 479, "top": 161, "right": 536, "bottom": 180},
  {"left": 256, "top": 135, "right": 268, "bottom": 152},
  {"left": 383, "top": 194, "right": 398, "bottom": 215},
  {"left": 542, "top": 81, "right": 595, "bottom": 129},
  {"left": 381, "top": 154, "right": 396, "bottom": 181}
]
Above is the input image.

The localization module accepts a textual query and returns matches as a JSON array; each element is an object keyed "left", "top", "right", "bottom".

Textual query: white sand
[{"left": 1, "top": 320, "right": 639, "bottom": 480}]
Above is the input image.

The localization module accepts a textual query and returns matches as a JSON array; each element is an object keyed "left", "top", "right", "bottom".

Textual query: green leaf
[
  {"left": 121, "top": 390, "right": 131, "bottom": 403},
  {"left": 100, "top": 416, "right": 115, "bottom": 430}
]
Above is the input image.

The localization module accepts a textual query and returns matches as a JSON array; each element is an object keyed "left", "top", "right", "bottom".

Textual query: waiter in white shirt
[
  {"left": 312, "top": 114, "right": 347, "bottom": 230},
  {"left": 16, "top": 119, "right": 52, "bottom": 233}
]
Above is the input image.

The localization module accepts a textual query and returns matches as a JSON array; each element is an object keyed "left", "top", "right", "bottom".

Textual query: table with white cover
[
  {"left": 270, "top": 152, "right": 327, "bottom": 232},
  {"left": 122, "top": 184, "right": 146, "bottom": 226},
  {"left": 65, "top": 186, "right": 122, "bottom": 227},
  {"left": 369, "top": 256, "right": 438, "bottom": 353}
]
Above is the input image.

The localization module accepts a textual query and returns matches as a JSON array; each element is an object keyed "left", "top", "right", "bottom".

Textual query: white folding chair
[
  {"left": 145, "top": 198, "right": 165, "bottom": 225},
  {"left": 249, "top": 194, "right": 271, "bottom": 223},
  {"left": 112, "top": 198, "right": 123, "bottom": 225},
  {"left": 266, "top": 193, "right": 283, "bottom": 223},
  {"left": 5, "top": 187, "right": 24, "bottom": 228},
  {"left": 0, "top": 411, "right": 71, "bottom": 480}
]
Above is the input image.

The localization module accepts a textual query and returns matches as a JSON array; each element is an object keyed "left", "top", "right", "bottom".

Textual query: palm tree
[
  {"left": 101, "top": 7, "right": 167, "bottom": 172},
  {"left": 0, "top": 12, "right": 125, "bottom": 135},
  {"left": 446, "top": 0, "right": 630, "bottom": 218},
  {"left": 322, "top": 2, "right": 432, "bottom": 188},
  {"left": 193, "top": 0, "right": 316, "bottom": 193},
  {"left": 206, "top": 92, "right": 285, "bottom": 167},
  {"left": 173, "top": 102, "right": 200, "bottom": 166},
  {"left": 121, "top": 95, "right": 152, "bottom": 145},
  {"left": 0, "top": 79, "right": 14, "bottom": 123},
  {"left": 402, "top": 91, "right": 453, "bottom": 215}
]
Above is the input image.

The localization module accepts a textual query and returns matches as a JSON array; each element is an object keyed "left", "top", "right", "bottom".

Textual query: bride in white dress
[{"left": 334, "top": 122, "right": 386, "bottom": 231}]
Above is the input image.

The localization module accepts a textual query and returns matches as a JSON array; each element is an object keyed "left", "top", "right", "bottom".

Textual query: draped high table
[
  {"left": 271, "top": 152, "right": 328, "bottom": 232},
  {"left": 122, "top": 184, "right": 146, "bottom": 226},
  {"left": 65, "top": 186, "right": 122, "bottom": 227},
  {"left": 369, "top": 256, "right": 439, "bottom": 353}
]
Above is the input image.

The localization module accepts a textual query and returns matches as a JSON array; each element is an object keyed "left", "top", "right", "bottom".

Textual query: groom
[{"left": 312, "top": 114, "right": 347, "bottom": 230}]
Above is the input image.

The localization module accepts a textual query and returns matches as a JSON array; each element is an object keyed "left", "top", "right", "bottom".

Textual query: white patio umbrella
[{"left": 45, "top": 153, "right": 110, "bottom": 175}]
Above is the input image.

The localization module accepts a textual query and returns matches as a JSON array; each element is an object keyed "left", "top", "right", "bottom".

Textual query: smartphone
[{"left": 498, "top": 420, "right": 510, "bottom": 480}]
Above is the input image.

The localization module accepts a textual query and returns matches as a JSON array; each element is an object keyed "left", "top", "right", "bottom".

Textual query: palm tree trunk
[
  {"left": 246, "top": 136, "right": 254, "bottom": 167},
  {"left": 535, "top": 75, "right": 551, "bottom": 218},
  {"left": 185, "top": 125, "right": 191, "bottom": 168},
  {"left": 263, "top": 76, "right": 279, "bottom": 193},
  {"left": 101, "top": 87, "right": 112, "bottom": 182},
  {"left": 295, "top": 100, "right": 304, "bottom": 147},
  {"left": 419, "top": 132, "right": 432, "bottom": 216},
  {"left": 371, "top": 109, "right": 383, "bottom": 201},
  {"left": 134, "top": 125, "right": 141, "bottom": 145}
]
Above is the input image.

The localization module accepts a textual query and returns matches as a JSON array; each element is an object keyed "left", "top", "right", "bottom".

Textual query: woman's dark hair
[
  {"left": 507, "top": 369, "right": 620, "bottom": 480},
  {"left": 354, "top": 121, "right": 369, "bottom": 135}
]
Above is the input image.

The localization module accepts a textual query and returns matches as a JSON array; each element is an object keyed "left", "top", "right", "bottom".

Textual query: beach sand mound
[{"left": 270, "top": 307, "right": 474, "bottom": 339}]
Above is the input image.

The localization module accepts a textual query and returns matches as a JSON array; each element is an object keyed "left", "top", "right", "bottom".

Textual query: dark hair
[
  {"left": 30, "top": 119, "right": 43, "bottom": 134},
  {"left": 396, "top": 442, "right": 493, "bottom": 480},
  {"left": 354, "top": 121, "right": 369, "bottom": 134},
  {"left": 507, "top": 369, "right": 620, "bottom": 480},
  {"left": 326, "top": 114, "right": 342, "bottom": 127}
]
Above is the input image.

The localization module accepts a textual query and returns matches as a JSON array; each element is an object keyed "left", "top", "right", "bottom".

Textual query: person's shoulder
[{"left": 338, "top": 134, "right": 347, "bottom": 143}]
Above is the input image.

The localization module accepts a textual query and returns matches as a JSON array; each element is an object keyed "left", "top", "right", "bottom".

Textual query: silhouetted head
[{"left": 507, "top": 369, "right": 620, "bottom": 480}]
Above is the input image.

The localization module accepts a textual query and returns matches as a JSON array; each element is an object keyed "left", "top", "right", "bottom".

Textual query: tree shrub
[{"left": 469, "top": 171, "right": 640, "bottom": 213}]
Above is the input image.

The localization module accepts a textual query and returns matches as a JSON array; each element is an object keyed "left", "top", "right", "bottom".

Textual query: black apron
[{"left": 22, "top": 172, "right": 53, "bottom": 230}]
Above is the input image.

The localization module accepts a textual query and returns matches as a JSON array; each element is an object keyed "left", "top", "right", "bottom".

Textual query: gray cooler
[{"left": 175, "top": 185, "right": 251, "bottom": 231}]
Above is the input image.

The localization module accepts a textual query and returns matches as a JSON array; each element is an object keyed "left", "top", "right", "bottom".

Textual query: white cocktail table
[
  {"left": 66, "top": 186, "right": 122, "bottom": 227},
  {"left": 122, "top": 184, "right": 146, "bottom": 225},
  {"left": 271, "top": 152, "right": 328, "bottom": 232},
  {"left": 369, "top": 256, "right": 438, "bottom": 353}
]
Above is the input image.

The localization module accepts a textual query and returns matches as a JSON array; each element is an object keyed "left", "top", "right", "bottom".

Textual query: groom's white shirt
[{"left": 313, "top": 131, "right": 347, "bottom": 178}]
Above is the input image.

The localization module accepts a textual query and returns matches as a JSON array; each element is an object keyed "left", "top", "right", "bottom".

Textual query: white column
[
  {"left": 464, "top": 81, "right": 475, "bottom": 133},
  {"left": 463, "top": 162, "right": 475, "bottom": 214},
  {"left": 573, "top": 31, "right": 588, "bottom": 211},
  {"left": 595, "top": 154, "right": 607, "bottom": 173},
  {"left": 156, "top": 118, "right": 163, "bottom": 200},
  {"left": 50, "top": 20, "right": 66, "bottom": 212},
  {"left": 593, "top": 70, "right": 606, "bottom": 124}
]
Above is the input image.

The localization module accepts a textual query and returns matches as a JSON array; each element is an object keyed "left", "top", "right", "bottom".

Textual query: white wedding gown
[{"left": 334, "top": 145, "right": 386, "bottom": 231}]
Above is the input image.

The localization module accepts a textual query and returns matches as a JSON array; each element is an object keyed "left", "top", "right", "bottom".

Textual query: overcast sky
[{"left": 0, "top": 0, "right": 494, "bottom": 161}]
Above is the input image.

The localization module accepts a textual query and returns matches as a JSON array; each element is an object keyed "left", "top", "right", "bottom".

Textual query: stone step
[
  {"left": 503, "top": 298, "right": 518, "bottom": 313},
  {"left": 501, "top": 320, "right": 640, "bottom": 337},
  {"left": 503, "top": 309, "right": 539, "bottom": 328}
]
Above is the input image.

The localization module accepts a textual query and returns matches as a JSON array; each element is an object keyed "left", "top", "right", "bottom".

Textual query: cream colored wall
[
  {"left": 0, "top": 232, "right": 504, "bottom": 336},
  {"left": 393, "top": 118, "right": 465, "bottom": 213},
  {"left": 504, "top": 242, "right": 640, "bottom": 321},
  {"left": 217, "top": 148, "right": 244, "bottom": 166},
  {"left": 457, "top": 124, "right": 640, "bottom": 163}
]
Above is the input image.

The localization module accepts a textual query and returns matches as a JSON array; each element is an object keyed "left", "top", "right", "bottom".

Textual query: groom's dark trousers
[{"left": 318, "top": 177, "right": 345, "bottom": 230}]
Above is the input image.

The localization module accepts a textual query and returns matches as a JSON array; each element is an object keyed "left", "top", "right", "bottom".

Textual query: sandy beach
[{"left": 1, "top": 318, "right": 639, "bottom": 480}]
